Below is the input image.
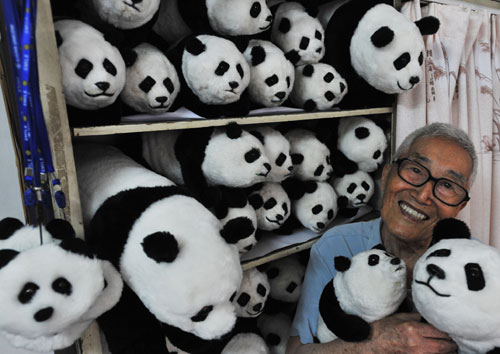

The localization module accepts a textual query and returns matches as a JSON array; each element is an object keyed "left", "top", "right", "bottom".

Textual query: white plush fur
[
  {"left": 219, "top": 203, "right": 258, "bottom": 254},
  {"left": 270, "top": 2, "right": 325, "bottom": 66},
  {"left": 332, "top": 170, "right": 375, "bottom": 208},
  {"left": 337, "top": 116, "right": 387, "bottom": 172},
  {"left": 350, "top": 4, "right": 425, "bottom": 94},
  {"left": 221, "top": 333, "right": 270, "bottom": 354},
  {"left": 285, "top": 129, "right": 333, "bottom": 181},
  {"left": 55, "top": 20, "right": 126, "bottom": 110},
  {"left": 267, "top": 255, "right": 305, "bottom": 303},
  {"left": 290, "top": 63, "right": 347, "bottom": 110},
  {"left": 293, "top": 182, "right": 338, "bottom": 233},
  {"left": 233, "top": 268, "right": 270, "bottom": 318},
  {"left": 257, "top": 312, "right": 292, "bottom": 354},
  {"left": 121, "top": 43, "right": 180, "bottom": 114},
  {"left": 413, "top": 239, "right": 500, "bottom": 354},
  {"left": 88, "top": 0, "right": 161, "bottom": 29},
  {"left": 182, "top": 35, "right": 250, "bottom": 105},
  {"left": 0, "top": 224, "right": 56, "bottom": 252},
  {"left": 249, "top": 182, "right": 291, "bottom": 231},
  {"left": 243, "top": 40, "right": 295, "bottom": 108}
]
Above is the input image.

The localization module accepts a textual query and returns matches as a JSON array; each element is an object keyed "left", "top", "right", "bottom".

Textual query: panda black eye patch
[
  {"left": 312, "top": 204, "right": 323, "bottom": 215},
  {"left": 282, "top": 203, "right": 288, "bottom": 214},
  {"left": 257, "top": 284, "right": 267, "bottom": 296},
  {"left": 215, "top": 61, "right": 230, "bottom": 76},
  {"left": 237, "top": 292, "right": 250, "bottom": 306},
  {"left": 265, "top": 75, "right": 279, "bottom": 87},
  {"left": 245, "top": 148, "right": 261, "bottom": 163},
  {"left": 418, "top": 52, "right": 424, "bottom": 66},
  {"left": 368, "top": 254, "right": 380, "bottom": 266},
  {"left": 300, "top": 36, "right": 310, "bottom": 50},
  {"left": 74, "top": 58, "right": 93, "bottom": 79},
  {"left": 103, "top": 58, "right": 117, "bottom": 76},
  {"left": 276, "top": 153, "right": 286, "bottom": 166},
  {"left": 465, "top": 263, "right": 485, "bottom": 291},
  {"left": 315, "top": 30, "right": 322, "bottom": 40},
  {"left": 426, "top": 249, "right": 451, "bottom": 259},
  {"left": 164, "top": 78, "right": 174, "bottom": 93},
  {"left": 393, "top": 52, "right": 411, "bottom": 71},
  {"left": 52, "top": 277, "right": 72, "bottom": 296},
  {"left": 347, "top": 183, "right": 357, "bottom": 194},
  {"left": 264, "top": 198, "right": 277, "bottom": 209},
  {"left": 237, "top": 64, "right": 244, "bottom": 78},
  {"left": 362, "top": 182, "right": 370, "bottom": 191},
  {"left": 323, "top": 72, "right": 334, "bottom": 82},
  {"left": 139, "top": 76, "right": 156, "bottom": 93},
  {"left": 314, "top": 165, "right": 324, "bottom": 177},
  {"left": 373, "top": 150, "right": 381, "bottom": 159},
  {"left": 328, "top": 209, "right": 334, "bottom": 219},
  {"left": 18, "top": 282, "right": 39, "bottom": 304},
  {"left": 191, "top": 305, "right": 213, "bottom": 322},
  {"left": 250, "top": 2, "right": 262, "bottom": 17},
  {"left": 286, "top": 76, "right": 291, "bottom": 88}
]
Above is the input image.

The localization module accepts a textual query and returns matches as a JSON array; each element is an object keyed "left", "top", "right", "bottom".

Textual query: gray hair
[{"left": 393, "top": 123, "right": 477, "bottom": 186}]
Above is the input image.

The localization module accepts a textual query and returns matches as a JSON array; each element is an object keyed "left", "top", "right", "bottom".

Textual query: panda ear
[
  {"left": 226, "top": 122, "right": 243, "bottom": 139},
  {"left": 415, "top": 16, "right": 440, "bottom": 36},
  {"left": 0, "top": 249, "right": 19, "bottom": 269},
  {"left": 142, "top": 231, "right": 179, "bottom": 263},
  {"left": 285, "top": 50, "right": 301, "bottom": 65},
  {"left": 249, "top": 130, "right": 265, "bottom": 144},
  {"left": 0, "top": 217, "right": 24, "bottom": 240},
  {"left": 45, "top": 219, "right": 75, "bottom": 241},
  {"left": 371, "top": 26, "right": 394, "bottom": 48},
  {"left": 302, "top": 65, "right": 314, "bottom": 77},
  {"left": 55, "top": 30, "right": 63, "bottom": 47},
  {"left": 278, "top": 17, "right": 291, "bottom": 33},
  {"left": 185, "top": 37, "right": 206, "bottom": 56},
  {"left": 337, "top": 195, "right": 349, "bottom": 209},
  {"left": 121, "top": 48, "right": 138, "bottom": 67},
  {"left": 248, "top": 193, "right": 264, "bottom": 209},
  {"left": 304, "top": 99, "right": 317, "bottom": 111},
  {"left": 250, "top": 46, "right": 266, "bottom": 66},
  {"left": 304, "top": 181, "right": 318, "bottom": 194},
  {"left": 220, "top": 218, "right": 255, "bottom": 244},
  {"left": 354, "top": 127, "right": 370, "bottom": 139},
  {"left": 282, "top": 178, "right": 306, "bottom": 200},
  {"left": 291, "top": 153, "right": 304, "bottom": 165},
  {"left": 432, "top": 218, "right": 471, "bottom": 243},
  {"left": 334, "top": 255, "right": 351, "bottom": 272},
  {"left": 59, "top": 238, "right": 94, "bottom": 258}
]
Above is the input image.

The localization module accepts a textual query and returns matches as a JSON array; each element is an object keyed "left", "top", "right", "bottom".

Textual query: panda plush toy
[
  {"left": 289, "top": 63, "right": 347, "bottom": 111},
  {"left": 321, "top": 0, "right": 440, "bottom": 108},
  {"left": 0, "top": 218, "right": 123, "bottom": 352},
  {"left": 247, "top": 182, "right": 291, "bottom": 232},
  {"left": 221, "top": 332, "right": 270, "bottom": 354},
  {"left": 120, "top": 42, "right": 180, "bottom": 115},
  {"left": 270, "top": 1, "right": 325, "bottom": 66},
  {"left": 413, "top": 218, "right": 500, "bottom": 354},
  {"left": 264, "top": 255, "right": 306, "bottom": 304},
  {"left": 257, "top": 312, "right": 292, "bottom": 354},
  {"left": 242, "top": 40, "right": 295, "bottom": 109},
  {"left": 54, "top": 19, "right": 126, "bottom": 127},
  {"left": 316, "top": 249, "right": 407, "bottom": 343},
  {"left": 232, "top": 268, "right": 270, "bottom": 319},
  {"left": 332, "top": 169, "right": 375, "bottom": 218},
  {"left": 74, "top": 143, "right": 246, "bottom": 354}
]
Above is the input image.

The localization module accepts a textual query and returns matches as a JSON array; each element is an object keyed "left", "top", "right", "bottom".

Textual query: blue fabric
[{"left": 290, "top": 217, "right": 383, "bottom": 344}]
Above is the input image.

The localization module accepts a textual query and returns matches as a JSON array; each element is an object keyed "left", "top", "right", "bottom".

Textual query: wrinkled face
[
  {"left": 350, "top": 4, "right": 425, "bottom": 94},
  {"left": 265, "top": 256, "right": 305, "bottom": 303},
  {"left": 232, "top": 268, "right": 270, "bottom": 318},
  {"left": 333, "top": 170, "right": 375, "bottom": 208},
  {"left": 294, "top": 182, "right": 337, "bottom": 233},
  {"left": 290, "top": 63, "right": 347, "bottom": 111},
  {"left": 55, "top": 20, "right": 126, "bottom": 110},
  {"left": 413, "top": 239, "right": 500, "bottom": 339},
  {"left": 207, "top": 0, "right": 273, "bottom": 36},
  {"left": 380, "top": 137, "right": 472, "bottom": 246},
  {"left": 182, "top": 35, "right": 250, "bottom": 105},
  {"left": 337, "top": 117, "right": 387, "bottom": 172},
  {"left": 248, "top": 182, "right": 291, "bottom": 231},
  {"left": 91, "top": 0, "right": 161, "bottom": 29},
  {"left": 121, "top": 43, "right": 180, "bottom": 114}
]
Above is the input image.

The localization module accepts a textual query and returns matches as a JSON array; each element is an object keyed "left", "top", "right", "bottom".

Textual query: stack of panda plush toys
[{"left": 51, "top": 0, "right": 440, "bottom": 126}]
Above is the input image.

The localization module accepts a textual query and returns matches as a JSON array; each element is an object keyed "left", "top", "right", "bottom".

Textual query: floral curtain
[{"left": 396, "top": 0, "right": 500, "bottom": 246}]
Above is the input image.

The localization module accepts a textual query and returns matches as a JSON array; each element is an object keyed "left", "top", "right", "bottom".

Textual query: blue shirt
[{"left": 290, "top": 217, "right": 383, "bottom": 344}]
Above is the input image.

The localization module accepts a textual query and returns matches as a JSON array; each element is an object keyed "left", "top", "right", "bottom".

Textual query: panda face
[
  {"left": 350, "top": 4, "right": 426, "bottom": 94},
  {"left": 90, "top": 0, "right": 161, "bottom": 29},
  {"left": 243, "top": 40, "right": 295, "bottom": 108},
  {"left": 290, "top": 63, "right": 347, "bottom": 111},
  {"left": 337, "top": 117, "right": 387, "bottom": 172},
  {"left": 413, "top": 239, "right": 500, "bottom": 339},
  {"left": 55, "top": 20, "right": 126, "bottom": 110},
  {"left": 248, "top": 182, "right": 291, "bottom": 231},
  {"left": 202, "top": 127, "right": 271, "bottom": 187},
  {"left": 182, "top": 35, "right": 251, "bottom": 105},
  {"left": 333, "top": 170, "right": 375, "bottom": 208},
  {"left": 266, "top": 255, "right": 305, "bottom": 303},
  {"left": 206, "top": 0, "right": 273, "bottom": 36},
  {"left": 232, "top": 268, "right": 270, "bottom": 318},
  {"left": 286, "top": 129, "right": 333, "bottom": 182},
  {"left": 257, "top": 312, "right": 292, "bottom": 354},
  {"left": 271, "top": 2, "right": 325, "bottom": 66},
  {"left": 121, "top": 43, "right": 180, "bottom": 114},
  {"left": 293, "top": 182, "right": 337, "bottom": 233}
]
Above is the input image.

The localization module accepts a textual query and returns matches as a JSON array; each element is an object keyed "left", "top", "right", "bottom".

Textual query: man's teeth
[{"left": 401, "top": 203, "right": 426, "bottom": 220}]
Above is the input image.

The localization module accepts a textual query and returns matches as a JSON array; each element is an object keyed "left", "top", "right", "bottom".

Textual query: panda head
[
  {"left": 121, "top": 43, "right": 180, "bottom": 114},
  {"left": 265, "top": 255, "right": 305, "bottom": 303},
  {"left": 248, "top": 126, "right": 294, "bottom": 182},
  {"left": 248, "top": 182, "right": 291, "bottom": 231},
  {"left": 90, "top": 0, "right": 161, "bottom": 29},
  {"left": 243, "top": 40, "right": 295, "bottom": 108},
  {"left": 271, "top": 2, "right": 325, "bottom": 66},
  {"left": 337, "top": 117, "right": 387, "bottom": 172},
  {"left": 333, "top": 170, "right": 375, "bottom": 209},
  {"left": 257, "top": 312, "right": 292, "bottom": 354},
  {"left": 182, "top": 35, "right": 251, "bottom": 105},
  {"left": 55, "top": 20, "right": 126, "bottom": 110},
  {"left": 232, "top": 268, "right": 270, "bottom": 318},
  {"left": 202, "top": 124, "right": 271, "bottom": 187},
  {"left": 413, "top": 219, "right": 500, "bottom": 340},
  {"left": 350, "top": 4, "right": 439, "bottom": 94},
  {"left": 217, "top": 202, "right": 258, "bottom": 254},
  {"left": 206, "top": 0, "right": 273, "bottom": 36},
  {"left": 285, "top": 129, "right": 333, "bottom": 182},
  {"left": 334, "top": 249, "right": 407, "bottom": 321},
  {"left": 290, "top": 63, "right": 347, "bottom": 111}
]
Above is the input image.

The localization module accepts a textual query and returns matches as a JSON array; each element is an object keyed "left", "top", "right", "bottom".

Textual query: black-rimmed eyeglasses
[{"left": 394, "top": 158, "right": 470, "bottom": 206}]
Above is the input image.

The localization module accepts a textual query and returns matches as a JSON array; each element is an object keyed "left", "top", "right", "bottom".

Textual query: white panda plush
[
  {"left": 290, "top": 63, "right": 347, "bottom": 111},
  {"left": 248, "top": 126, "right": 294, "bottom": 183},
  {"left": 120, "top": 42, "right": 180, "bottom": 115},
  {"left": 257, "top": 312, "right": 292, "bottom": 354},
  {"left": 413, "top": 218, "right": 500, "bottom": 354},
  {"left": 247, "top": 182, "right": 291, "bottom": 231},
  {"left": 232, "top": 268, "right": 270, "bottom": 318},
  {"left": 332, "top": 170, "right": 375, "bottom": 218},
  {"left": 243, "top": 40, "right": 295, "bottom": 108},
  {"left": 270, "top": 2, "right": 325, "bottom": 66},
  {"left": 322, "top": 0, "right": 439, "bottom": 108},
  {"left": 316, "top": 249, "right": 407, "bottom": 343},
  {"left": 221, "top": 332, "right": 270, "bottom": 354},
  {"left": 264, "top": 255, "right": 306, "bottom": 304},
  {"left": 54, "top": 19, "right": 126, "bottom": 127},
  {"left": 74, "top": 143, "right": 246, "bottom": 354},
  {"left": 284, "top": 128, "right": 333, "bottom": 182}
]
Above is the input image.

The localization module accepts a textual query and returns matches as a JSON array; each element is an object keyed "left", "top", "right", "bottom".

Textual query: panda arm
[{"left": 319, "top": 281, "right": 371, "bottom": 342}]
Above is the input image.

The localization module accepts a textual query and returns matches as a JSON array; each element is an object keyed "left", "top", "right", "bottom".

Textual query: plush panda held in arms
[
  {"left": 74, "top": 143, "right": 246, "bottom": 354},
  {"left": 321, "top": 0, "right": 440, "bottom": 108},
  {"left": 413, "top": 218, "right": 500, "bottom": 354},
  {"left": 316, "top": 249, "right": 407, "bottom": 343}
]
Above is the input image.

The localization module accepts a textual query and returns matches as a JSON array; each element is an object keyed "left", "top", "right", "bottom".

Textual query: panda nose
[
  {"left": 317, "top": 222, "right": 325, "bottom": 229},
  {"left": 95, "top": 82, "right": 110, "bottom": 91},
  {"left": 276, "top": 214, "right": 284, "bottom": 221},
  {"left": 409, "top": 76, "right": 420, "bottom": 85},
  {"left": 391, "top": 257, "right": 401, "bottom": 265},
  {"left": 264, "top": 163, "right": 271, "bottom": 171},
  {"left": 275, "top": 91, "right": 286, "bottom": 99},
  {"left": 427, "top": 264, "right": 445, "bottom": 279},
  {"left": 253, "top": 303, "right": 262, "bottom": 312},
  {"left": 156, "top": 96, "right": 168, "bottom": 103},
  {"left": 34, "top": 307, "right": 53, "bottom": 322},
  {"left": 357, "top": 194, "right": 366, "bottom": 201},
  {"left": 288, "top": 166, "right": 293, "bottom": 171},
  {"left": 229, "top": 81, "right": 239, "bottom": 89},
  {"left": 266, "top": 15, "right": 273, "bottom": 22}
]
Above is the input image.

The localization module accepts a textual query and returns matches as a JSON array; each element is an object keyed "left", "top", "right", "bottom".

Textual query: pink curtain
[{"left": 396, "top": 0, "right": 500, "bottom": 246}]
